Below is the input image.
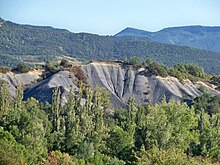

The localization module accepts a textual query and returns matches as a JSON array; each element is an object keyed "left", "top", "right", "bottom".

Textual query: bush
[
  {"left": 0, "top": 66, "right": 11, "bottom": 73},
  {"left": 129, "top": 56, "right": 141, "bottom": 67},
  {"left": 168, "top": 68, "right": 186, "bottom": 80},
  {"left": 169, "top": 63, "right": 206, "bottom": 80},
  {"left": 184, "top": 64, "right": 205, "bottom": 78},
  {"left": 210, "top": 76, "right": 220, "bottom": 86},
  {"left": 60, "top": 59, "right": 69, "bottom": 67},
  {"left": 148, "top": 62, "right": 168, "bottom": 77},
  {"left": 193, "top": 94, "right": 220, "bottom": 114},
  {"left": 14, "top": 63, "right": 31, "bottom": 73},
  {"left": 45, "top": 61, "right": 60, "bottom": 74},
  {"left": 44, "top": 151, "right": 77, "bottom": 165}
]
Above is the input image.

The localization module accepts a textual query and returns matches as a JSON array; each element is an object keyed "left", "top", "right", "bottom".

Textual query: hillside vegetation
[
  {"left": 1, "top": 80, "right": 220, "bottom": 164},
  {"left": 1, "top": 19, "right": 220, "bottom": 74},
  {"left": 0, "top": 59, "right": 220, "bottom": 164}
]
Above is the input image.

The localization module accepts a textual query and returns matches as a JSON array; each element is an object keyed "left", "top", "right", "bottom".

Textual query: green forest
[
  {"left": 1, "top": 79, "right": 220, "bottom": 165},
  {"left": 1, "top": 20, "right": 220, "bottom": 74}
]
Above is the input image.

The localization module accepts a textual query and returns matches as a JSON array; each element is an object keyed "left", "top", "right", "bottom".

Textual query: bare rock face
[
  {"left": 0, "top": 71, "right": 41, "bottom": 96},
  {"left": 23, "top": 71, "right": 79, "bottom": 104},
  {"left": 1, "top": 62, "right": 219, "bottom": 107},
  {"left": 83, "top": 62, "right": 208, "bottom": 107}
]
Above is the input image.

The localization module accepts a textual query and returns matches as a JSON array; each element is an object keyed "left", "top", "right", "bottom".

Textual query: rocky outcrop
[
  {"left": 0, "top": 70, "right": 41, "bottom": 96},
  {"left": 83, "top": 62, "right": 219, "bottom": 107},
  {"left": 1, "top": 62, "right": 219, "bottom": 107},
  {"left": 23, "top": 71, "right": 79, "bottom": 103}
]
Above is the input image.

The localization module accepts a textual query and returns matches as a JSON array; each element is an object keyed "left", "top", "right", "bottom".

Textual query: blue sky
[{"left": 0, "top": 0, "right": 220, "bottom": 35}]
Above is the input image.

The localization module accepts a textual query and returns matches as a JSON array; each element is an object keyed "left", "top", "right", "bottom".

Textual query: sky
[{"left": 0, "top": 0, "right": 220, "bottom": 35}]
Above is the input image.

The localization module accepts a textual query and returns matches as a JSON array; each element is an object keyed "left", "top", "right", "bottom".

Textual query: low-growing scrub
[
  {"left": 13, "top": 63, "right": 32, "bottom": 73},
  {"left": 210, "top": 76, "right": 220, "bottom": 86},
  {"left": 0, "top": 66, "right": 11, "bottom": 73}
]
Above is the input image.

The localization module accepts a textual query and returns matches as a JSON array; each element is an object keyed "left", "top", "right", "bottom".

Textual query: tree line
[{"left": 1, "top": 20, "right": 220, "bottom": 74}]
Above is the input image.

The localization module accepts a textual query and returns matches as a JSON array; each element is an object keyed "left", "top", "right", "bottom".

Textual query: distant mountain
[
  {"left": 116, "top": 26, "right": 220, "bottom": 53},
  {"left": 1, "top": 18, "right": 220, "bottom": 74},
  {"left": 115, "top": 27, "right": 152, "bottom": 37}
]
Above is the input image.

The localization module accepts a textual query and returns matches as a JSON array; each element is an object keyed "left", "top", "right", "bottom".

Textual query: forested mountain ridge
[
  {"left": 116, "top": 26, "right": 220, "bottom": 53},
  {"left": 1, "top": 18, "right": 220, "bottom": 74}
]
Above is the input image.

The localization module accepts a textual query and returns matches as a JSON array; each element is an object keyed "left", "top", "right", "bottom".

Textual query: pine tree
[{"left": 197, "top": 112, "right": 220, "bottom": 160}]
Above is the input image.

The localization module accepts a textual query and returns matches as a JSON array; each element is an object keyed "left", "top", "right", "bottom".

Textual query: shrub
[
  {"left": 148, "top": 62, "right": 168, "bottom": 77},
  {"left": 0, "top": 66, "right": 11, "bottom": 73},
  {"left": 184, "top": 64, "right": 205, "bottom": 78},
  {"left": 129, "top": 56, "right": 141, "bottom": 67},
  {"left": 45, "top": 61, "right": 60, "bottom": 74},
  {"left": 168, "top": 68, "right": 186, "bottom": 80},
  {"left": 15, "top": 63, "right": 31, "bottom": 73},
  {"left": 210, "top": 76, "right": 220, "bottom": 86},
  {"left": 60, "top": 59, "right": 69, "bottom": 67},
  {"left": 169, "top": 63, "right": 206, "bottom": 80}
]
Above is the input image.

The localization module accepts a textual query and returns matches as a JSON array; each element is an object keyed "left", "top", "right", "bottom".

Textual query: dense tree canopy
[{"left": 0, "top": 80, "right": 220, "bottom": 164}]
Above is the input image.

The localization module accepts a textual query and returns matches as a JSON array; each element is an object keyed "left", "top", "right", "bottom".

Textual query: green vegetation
[
  {"left": 0, "top": 54, "right": 22, "bottom": 68},
  {"left": 129, "top": 56, "right": 141, "bottom": 67},
  {"left": 0, "top": 129, "right": 29, "bottom": 165},
  {"left": 1, "top": 80, "right": 220, "bottom": 164},
  {"left": 193, "top": 94, "right": 220, "bottom": 115},
  {"left": 210, "top": 76, "right": 220, "bottom": 86},
  {"left": 14, "top": 63, "right": 32, "bottom": 73},
  {"left": 60, "top": 59, "right": 69, "bottom": 67},
  {"left": 1, "top": 20, "right": 220, "bottom": 74},
  {"left": 44, "top": 61, "right": 61, "bottom": 75},
  {"left": 170, "top": 63, "right": 205, "bottom": 78},
  {"left": 127, "top": 57, "right": 208, "bottom": 81},
  {"left": 168, "top": 63, "right": 206, "bottom": 81},
  {"left": 0, "top": 66, "right": 11, "bottom": 73},
  {"left": 147, "top": 60, "right": 169, "bottom": 77}
]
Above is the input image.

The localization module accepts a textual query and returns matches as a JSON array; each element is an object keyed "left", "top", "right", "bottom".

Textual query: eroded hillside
[{"left": 1, "top": 61, "right": 219, "bottom": 107}]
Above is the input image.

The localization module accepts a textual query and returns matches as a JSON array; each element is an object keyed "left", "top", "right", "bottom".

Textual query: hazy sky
[{"left": 0, "top": 0, "right": 220, "bottom": 35}]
